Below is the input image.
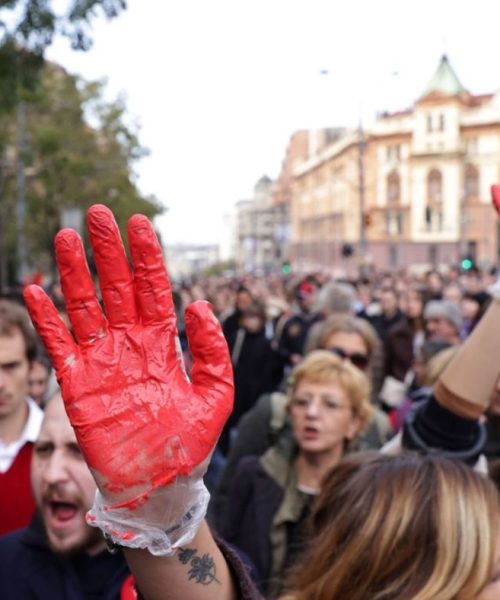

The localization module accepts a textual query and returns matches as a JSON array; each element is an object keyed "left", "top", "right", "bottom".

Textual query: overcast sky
[{"left": 45, "top": 0, "right": 500, "bottom": 248}]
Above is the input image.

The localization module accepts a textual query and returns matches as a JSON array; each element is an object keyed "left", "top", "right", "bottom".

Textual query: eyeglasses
[{"left": 327, "top": 346, "right": 369, "bottom": 371}]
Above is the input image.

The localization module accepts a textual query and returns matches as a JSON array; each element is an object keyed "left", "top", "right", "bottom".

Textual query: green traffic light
[
  {"left": 461, "top": 258, "right": 473, "bottom": 270},
  {"left": 282, "top": 263, "right": 292, "bottom": 274}
]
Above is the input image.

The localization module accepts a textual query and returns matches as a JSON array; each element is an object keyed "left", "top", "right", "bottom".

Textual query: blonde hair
[
  {"left": 288, "top": 350, "right": 373, "bottom": 437},
  {"left": 285, "top": 452, "right": 500, "bottom": 600}
]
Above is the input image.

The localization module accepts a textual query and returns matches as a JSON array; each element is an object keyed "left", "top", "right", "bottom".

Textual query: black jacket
[{"left": 0, "top": 514, "right": 129, "bottom": 599}]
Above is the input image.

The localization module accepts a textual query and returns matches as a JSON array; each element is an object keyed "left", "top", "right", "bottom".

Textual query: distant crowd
[{"left": 3, "top": 261, "right": 500, "bottom": 599}]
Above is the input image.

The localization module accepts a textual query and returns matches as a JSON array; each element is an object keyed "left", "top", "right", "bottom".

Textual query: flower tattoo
[{"left": 177, "top": 548, "right": 220, "bottom": 585}]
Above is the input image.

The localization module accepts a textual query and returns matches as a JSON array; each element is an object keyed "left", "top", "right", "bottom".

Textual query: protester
[
  {"left": 277, "top": 279, "right": 320, "bottom": 371},
  {"left": 218, "top": 351, "right": 373, "bottom": 597},
  {"left": 384, "top": 296, "right": 500, "bottom": 470},
  {"left": 211, "top": 313, "right": 391, "bottom": 527},
  {"left": 0, "top": 299, "right": 44, "bottom": 535},
  {"left": 423, "top": 299, "right": 462, "bottom": 344},
  {"left": 22, "top": 203, "right": 500, "bottom": 600},
  {"left": 28, "top": 347, "right": 53, "bottom": 407},
  {"left": 219, "top": 301, "right": 281, "bottom": 456},
  {"left": 221, "top": 285, "right": 254, "bottom": 340},
  {"left": 484, "top": 375, "right": 500, "bottom": 462},
  {"left": 0, "top": 392, "right": 131, "bottom": 598},
  {"left": 282, "top": 452, "right": 500, "bottom": 600},
  {"left": 383, "top": 285, "right": 426, "bottom": 382},
  {"left": 367, "top": 287, "right": 404, "bottom": 342},
  {"left": 24, "top": 204, "right": 260, "bottom": 600},
  {"left": 304, "top": 280, "right": 356, "bottom": 352}
]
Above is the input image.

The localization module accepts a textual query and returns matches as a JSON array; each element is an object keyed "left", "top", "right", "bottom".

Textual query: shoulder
[
  {"left": 235, "top": 455, "right": 266, "bottom": 477},
  {"left": 0, "top": 527, "right": 25, "bottom": 552},
  {"left": 0, "top": 528, "right": 31, "bottom": 580}
]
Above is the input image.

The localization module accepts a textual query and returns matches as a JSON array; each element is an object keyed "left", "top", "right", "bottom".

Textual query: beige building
[
  {"left": 288, "top": 55, "right": 500, "bottom": 275},
  {"left": 235, "top": 175, "right": 289, "bottom": 273}
]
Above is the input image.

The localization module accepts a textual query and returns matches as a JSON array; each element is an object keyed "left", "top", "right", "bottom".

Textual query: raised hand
[{"left": 24, "top": 205, "right": 233, "bottom": 515}]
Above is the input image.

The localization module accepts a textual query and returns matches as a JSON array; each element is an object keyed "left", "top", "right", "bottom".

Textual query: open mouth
[
  {"left": 48, "top": 501, "right": 79, "bottom": 524},
  {"left": 302, "top": 427, "right": 320, "bottom": 438}
]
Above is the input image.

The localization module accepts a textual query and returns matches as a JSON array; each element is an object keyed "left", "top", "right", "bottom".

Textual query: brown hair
[
  {"left": 315, "top": 314, "right": 380, "bottom": 361},
  {"left": 0, "top": 299, "right": 37, "bottom": 362},
  {"left": 285, "top": 452, "right": 499, "bottom": 600},
  {"left": 288, "top": 350, "right": 373, "bottom": 438}
]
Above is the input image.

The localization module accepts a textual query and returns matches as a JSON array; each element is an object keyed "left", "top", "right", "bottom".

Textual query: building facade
[
  {"left": 234, "top": 175, "right": 289, "bottom": 273},
  {"left": 288, "top": 56, "right": 500, "bottom": 275}
]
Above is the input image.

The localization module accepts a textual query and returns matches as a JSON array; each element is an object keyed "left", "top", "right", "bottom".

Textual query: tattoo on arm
[{"left": 177, "top": 548, "right": 221, "bottom": 585}]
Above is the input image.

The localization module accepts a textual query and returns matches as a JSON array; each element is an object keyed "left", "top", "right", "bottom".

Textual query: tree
[
  {"left": 0, "top": 0, "right": 129, "bottom": 289},
  {"left": 0, "top": 0, "right": 127, "bottom": 53},
  {"left": 0, "top": 61, "right": 162, "bottom": 284}
]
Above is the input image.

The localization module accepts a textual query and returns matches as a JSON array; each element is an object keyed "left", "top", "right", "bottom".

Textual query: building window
[
  {"left": 397, "top": 211, "right": 403, "bottom": 235},
  {"left": 466, "top": 138, "right": 478, "bottom": 155},
  {"left": 427, "top": 114, "right": 433, "bottom": 132},
  {"left": 386, "top": 210, "right": 404, "bottom": 236},
  {"left": 439, "top": 114, "right": 445, "bottom": 131},
  {"left": 464, "top": 164, "right": 479, "bottom": 200},
  {"left": 386, "top": 145, "right": 402, "bottom": 163},
  {"left": 424, "top": 204, "right": 443, "bottom": 233},
  {"left": 387, "top": 170, "right": 400, "bottom": 205},
  {"left": 428, "top": 169, "right": 442, "bottom": 203},
  {"left": 425, "top": 206, "right": 433, "bottom": 230}
]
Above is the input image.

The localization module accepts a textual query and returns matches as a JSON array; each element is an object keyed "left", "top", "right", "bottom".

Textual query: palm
[{"left": 25, "top": 205, "right": 233, "bottom": 505}]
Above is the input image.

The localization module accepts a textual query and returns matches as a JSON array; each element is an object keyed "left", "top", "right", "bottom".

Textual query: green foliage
[
  {"left": 0, "top": 0, "right": 127, "bottom": 52},
  {"left": 0, "top": 61, "right": 163, "bottom": 282},
  {"left": 0, "top": 1, "right": 127, "bottom": 113}
]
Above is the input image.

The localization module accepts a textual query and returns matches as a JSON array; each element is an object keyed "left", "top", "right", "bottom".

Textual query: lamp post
[{"left": 357, "top": 118, "right": 368, "bottom": 279}]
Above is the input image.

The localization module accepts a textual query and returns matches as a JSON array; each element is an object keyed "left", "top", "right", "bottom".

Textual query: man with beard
[{"left": 0, "top": 392, "right": 131, "bottom": 599}]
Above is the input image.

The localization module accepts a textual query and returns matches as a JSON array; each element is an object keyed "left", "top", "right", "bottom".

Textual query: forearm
[{"left": 124, "top": 521, "right": 237, "bottom": 600}]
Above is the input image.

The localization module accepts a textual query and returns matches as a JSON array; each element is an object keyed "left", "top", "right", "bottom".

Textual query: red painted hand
[{"left": 24, "top": 205, "right": 233, "bottom": 507}]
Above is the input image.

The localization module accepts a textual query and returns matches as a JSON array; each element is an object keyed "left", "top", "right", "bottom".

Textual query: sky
[{"left": 44, "top": 0, "right": 500, "bottom": 250}]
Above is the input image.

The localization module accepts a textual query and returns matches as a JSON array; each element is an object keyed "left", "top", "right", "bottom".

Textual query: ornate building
[{"left": 288, "top": 55, "right": 500, "bottom": 274}]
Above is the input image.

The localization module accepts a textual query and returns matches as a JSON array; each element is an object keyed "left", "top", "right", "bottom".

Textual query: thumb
[{"left": 184, "top": 301, "right": 233, "bottom": 421}]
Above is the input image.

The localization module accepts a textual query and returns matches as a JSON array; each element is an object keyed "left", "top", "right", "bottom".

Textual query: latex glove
[{"left": 24, "top": 204, "right": 234, "bottom": 554}]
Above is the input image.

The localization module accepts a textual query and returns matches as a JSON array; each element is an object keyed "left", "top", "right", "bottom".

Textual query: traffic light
[
  {"left": 281, "top": 261, "right": 292, "bottom": 275},
  {"left": 460, "top": 255, "right": 474, "bottom": 271},
  {"left": 341, "top": 243, "right": 353, "bottom": 258}
]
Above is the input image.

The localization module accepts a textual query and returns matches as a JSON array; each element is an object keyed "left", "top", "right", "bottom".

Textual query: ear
[{"left": 345, "top": 414, "right": 361, "bottom": 441}]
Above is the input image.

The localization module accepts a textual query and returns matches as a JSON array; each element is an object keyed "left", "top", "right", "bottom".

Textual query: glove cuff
[{"left": 86, "top": 477, "right": 209, "bottom": 556}]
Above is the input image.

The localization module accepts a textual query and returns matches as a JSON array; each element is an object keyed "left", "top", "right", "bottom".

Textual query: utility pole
[
  {"left": 0, "top": 155, "right": 6, "bottom": 295},
  {"left": 358, "top": 120, "right": 368, "bottom": 279},
  {"left": 16, "top": 100, "right": 29, "bottom": 284}
]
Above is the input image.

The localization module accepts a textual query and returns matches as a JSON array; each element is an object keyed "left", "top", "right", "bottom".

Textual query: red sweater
[{"left": 0, "top": 443, "right": 36, "bottom": 536}]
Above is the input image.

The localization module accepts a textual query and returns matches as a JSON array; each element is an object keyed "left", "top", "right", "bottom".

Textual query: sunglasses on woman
[{"left": 328, "top": 346, "right": 369, "bottom": 371}]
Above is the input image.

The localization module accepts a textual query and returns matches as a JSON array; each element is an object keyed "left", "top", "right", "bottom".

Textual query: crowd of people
[{"left": 2, "top": 201, "right": 500, "bottom": 598}]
